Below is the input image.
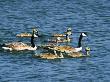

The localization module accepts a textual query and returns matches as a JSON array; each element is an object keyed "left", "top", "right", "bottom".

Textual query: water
[{"left": 0, "top": 0, "right": 110, "bottom": 82}]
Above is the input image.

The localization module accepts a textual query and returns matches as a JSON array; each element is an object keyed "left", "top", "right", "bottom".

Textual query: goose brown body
[
  {"left": 52, "top": 34, "right": 66, "bottom": 37},
  {"left": 2, "top": 29, "right": 37, "bottom": 51},
  {"left": 34, "top": 46, "right": 64, "bottom": 59},
  {"left": 2, "top": 42, "right": 37, "bottom": 51},
  {"left": 47, "top": 38, "right": 71, "bottom": 43},
  {"left": 16, "top": 33, "right": 38, "bottom": 37},
  {"left": 41, "top": 43, "right": 57, "bottom": 48},
  {"left": 68, "top": 52, "right": 84, "bottom": 57},
  {"left": 16, "top": 33, "right": 32, "bottom": 37},
  {"left": 68, "top": 47, "right": 90, "bottom": 57},
  {"left": 34, "top": 52, "right": 63, "bottom": 59},
  {"left": 47, "top": 45, "right": 81, "bottom": 53}
]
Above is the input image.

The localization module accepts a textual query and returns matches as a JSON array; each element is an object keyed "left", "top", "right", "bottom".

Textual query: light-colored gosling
[
  {"left": 68, "top": 47, "right": 90, "bottom": 58},
  {"left": 1, "top": 29, "right": 37, "bottom": 51},
  {"left": 16, "top": 28, "right": 38, "bottom": 37}
]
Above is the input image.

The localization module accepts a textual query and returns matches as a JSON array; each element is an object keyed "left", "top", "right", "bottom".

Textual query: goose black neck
[
  {"left": 66, "top": 34, "right": 69, "bottom": 40},
  {"left": 66, "top": 34, "right": 67, "bottom": 40},
  {"left": 31, "top": 31, "right": 35, "bottom": 47},
  {"left": 78, "top": 34, "right": 83, "bottom": 47}
]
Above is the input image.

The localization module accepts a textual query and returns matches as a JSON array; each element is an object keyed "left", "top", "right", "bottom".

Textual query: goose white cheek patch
[{"left": 82, "top": 33, "right": 87, "bottom": 36}]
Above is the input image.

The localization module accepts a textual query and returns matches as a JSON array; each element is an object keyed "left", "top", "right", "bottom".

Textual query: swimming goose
[
  {"left": 49, "top": 28, "right": 72, "bottom": 42},
  {"left": 1, "top": 29, "right": 37, "bottom": 51},
  {"left": 16, "top": 28, "right": 39, "bottom": 37},
  {"left": 34, "top": 47, "right": 64, "bottom": 59},
  {"left": 52, "top": 27, "right": 72, "bottom": 37},
  {"left": 47, "top": 32, "right": 87, "bottom": 53},
  {"left": 48, "top": 31, "right": 71, "bottom": 43},
  {"left": 67, "top": 47, "right": 90, "bottom": 58}
]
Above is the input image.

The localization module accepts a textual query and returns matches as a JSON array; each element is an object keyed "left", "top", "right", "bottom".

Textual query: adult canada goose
[
  {"left": 67, "top": 47, "right": 90, "bottom": 58},
  {"left": 34, "top": 47, "right": 64, "bottom": 59},
  {"left": 47, "top": 32, "right": 87, "bottom": 53},
  {"left": 16, "top": 28, "right": 39, "bottom": 37},
  {"left": 1, "top": 29, "right": 37, "bottom": 51},
  {"left": 52, "top": 27, "right": 72, "bottom": 37}
]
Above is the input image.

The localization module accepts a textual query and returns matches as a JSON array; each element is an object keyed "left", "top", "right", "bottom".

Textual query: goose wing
[
  {"left": 68, "top": 52, "right": 83, "bottom": 57},
  {"left": 53, "top": 45, "right": 80, "bottom": 53},
  {"left": 35, "top": 53, "right": 57, "bottom": 59},
  {"left": 3, "top": 42, "right": 29, "bottom": 48}
]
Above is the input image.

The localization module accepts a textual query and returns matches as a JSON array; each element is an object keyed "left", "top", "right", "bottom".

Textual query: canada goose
[
  {"left": 16, "top": 28, "right": 39, "bottom": 37},
  {"left": 67, "top": 47, "right": 90, "bottom": 58},
  {"left": 52, "top": 27, "right": 72, "bottom": 37},
  {"left": 34, "top": 47, "right": 64, "bottom": 59},
  {"left": 47, "top": 32, "right": 87, "bottom": 53},
  {"left": 48, "top": 31, "right": 71, "bottom": 43},
  {"left": 1, "top": 29, "right": 37, "bottom": 51}
]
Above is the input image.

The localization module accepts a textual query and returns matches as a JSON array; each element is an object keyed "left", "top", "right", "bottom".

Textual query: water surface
[{"left": 0, "top": 0, "right": 110, "bottom": 82}]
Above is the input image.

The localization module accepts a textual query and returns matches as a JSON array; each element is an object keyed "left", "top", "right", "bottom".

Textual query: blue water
[{"left": 0, "top": 0, "right": 110, "bottom": 82}]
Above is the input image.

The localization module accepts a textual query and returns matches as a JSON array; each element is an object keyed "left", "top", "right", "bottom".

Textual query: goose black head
[
  {"left": 67, "top": 27, "right": 72, "bottom": 31},
  {"left": 32, "top": 28, "right": 39, "bottom": 37}
]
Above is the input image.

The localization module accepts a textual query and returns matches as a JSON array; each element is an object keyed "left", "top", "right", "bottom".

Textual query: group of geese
[{"left": 0, "top": 27, "right": 90, "bottom": 59}]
